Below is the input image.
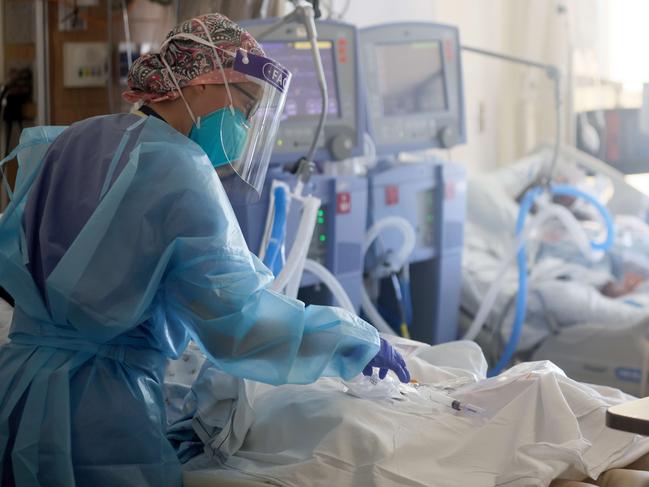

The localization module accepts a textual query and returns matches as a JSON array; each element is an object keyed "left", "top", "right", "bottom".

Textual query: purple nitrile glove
[{"left": 362, "top": 337, "right": 411, "bottom": 383}]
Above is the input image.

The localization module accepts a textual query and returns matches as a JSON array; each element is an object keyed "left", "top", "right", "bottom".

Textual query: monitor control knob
[
  {"left": 329, "top": 130, "right": 355, "bottom": 160},
  {"left": 438, "top": 126, "right": 457, "bottom": 148}
]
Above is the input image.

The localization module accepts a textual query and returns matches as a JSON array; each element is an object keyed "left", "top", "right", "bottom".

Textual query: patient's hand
[{"left": 601, "top": 272, "right": 644, "bottom": 298}]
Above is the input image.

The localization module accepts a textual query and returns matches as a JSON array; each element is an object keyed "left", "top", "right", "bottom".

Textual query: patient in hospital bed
[
  {"left": 461, "top": 149, "right": 649, "bottom": 358},
  {"left": 164, "top": 336, "right": 649, "bottom": 487}
]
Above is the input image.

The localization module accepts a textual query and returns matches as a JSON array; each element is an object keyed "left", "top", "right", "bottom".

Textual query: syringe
[{"left": 425, "top": 388, "right": 486, "bottom": 417}]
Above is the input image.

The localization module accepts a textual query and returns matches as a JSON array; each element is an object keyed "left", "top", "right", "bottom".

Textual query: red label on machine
[
  {"left": 338, "top": 38, "right": 348, "bottom": 64},
  {"left": 444, "top": 39, "right": 454, "bottom": 60},
  {"left": 385, "top": 185, "right": 400, "bottom": 205},
  {"left": 336, "top": 192, "right": 352, "bottom": 214},
  {"left": 445, "top": 182, "right": 455, "bottom": 200},
  {"left": 606, "top": 111, "right": 621, "bottom": 162}
]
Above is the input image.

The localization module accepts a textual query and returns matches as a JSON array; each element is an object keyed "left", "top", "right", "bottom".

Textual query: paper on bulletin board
[{"left": 63, "top": 42, "right": 109, "bottom": 88}]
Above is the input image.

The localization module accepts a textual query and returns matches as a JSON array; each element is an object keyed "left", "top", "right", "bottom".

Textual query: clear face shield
[
  {"left": 217, "top": 50, "right": 291, "bottom": 203},
  {"left": 159, "top": 22, "right": 291, "bottom": 203}
]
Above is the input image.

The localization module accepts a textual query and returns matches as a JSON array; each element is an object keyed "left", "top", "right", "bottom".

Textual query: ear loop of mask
[
  {"left": 158, "top": 45, "right": 200, "bottom": 128},
  {"left": 159, "top": 28, "right": 251, "bottom": 130},
  {"left": 193, "top": 18, "right": 236, "bottom": 117}
]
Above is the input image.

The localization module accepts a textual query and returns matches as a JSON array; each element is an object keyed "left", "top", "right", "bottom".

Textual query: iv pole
[
  {"left": 256, "top": 0, "right": 327, "bottom": 187},
  {"left": 461, "top": 45, "right": 562, "bottom": 185},
  {"left": 253, "top": 1, "right": 328, "bottom": 298}
]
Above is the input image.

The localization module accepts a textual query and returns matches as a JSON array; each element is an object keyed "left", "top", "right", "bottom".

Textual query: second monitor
[{"left": 361, "top": 22, "right": 466, "bottom": 154}]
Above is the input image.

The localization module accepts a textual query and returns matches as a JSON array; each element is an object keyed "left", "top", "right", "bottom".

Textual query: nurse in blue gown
[{"left": 0, "top": 13, "right": 409, "bottom": 486}]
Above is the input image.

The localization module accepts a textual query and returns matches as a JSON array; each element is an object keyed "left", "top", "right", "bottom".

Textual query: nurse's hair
[{"left": 122, "top": 13, "right": 264, "bottom": 104}]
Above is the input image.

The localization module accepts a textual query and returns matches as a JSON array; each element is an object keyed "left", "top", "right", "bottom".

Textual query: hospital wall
[{"left": 436, "top": 0, "right": 615, "bottom": 173}]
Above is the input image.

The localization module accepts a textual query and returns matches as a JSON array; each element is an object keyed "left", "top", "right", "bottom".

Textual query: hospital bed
[
  {"left": 164, "top": 337, "right": 649, "bottom": 487},
  {"left": 182, "top": 469, "right": 649, "bottom": 487},
  {"left": 2, "top": 298, "right": 649, "bottom": 486},
  {"left": 461, "top": 145, "right": 649, "bottom": 396},
  {"left": 184, "top": 470, "right": 271, "bottom": 487}
]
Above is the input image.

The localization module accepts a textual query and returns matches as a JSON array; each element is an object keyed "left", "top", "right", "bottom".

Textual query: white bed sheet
[
  {"left": 180, "top": 339, "right": 649, "bottom": 487},
  {"left": 183, "top": 469, "right": 274, "bottom": 487}
]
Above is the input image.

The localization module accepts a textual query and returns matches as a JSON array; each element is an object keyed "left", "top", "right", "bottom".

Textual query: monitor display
[
  {"left": 374, "top": 41, "right": 447, "bottom": 117},
  {"left": 262, "top": 41, "right": 340, "bottom": 120}
]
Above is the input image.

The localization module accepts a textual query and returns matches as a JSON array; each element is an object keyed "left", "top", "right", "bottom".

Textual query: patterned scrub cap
[{"left": 122, "top": 13, "right": 265, "bottom": 104}]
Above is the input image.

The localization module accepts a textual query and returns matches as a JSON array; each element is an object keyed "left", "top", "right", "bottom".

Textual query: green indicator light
[
  {"left": 317, "top": 217, "right": 325, "bottom": 224},
  {"left": 318, "top": 209, "right": 324, "bottom": 216},
  {"left": 319, "top": 234, "right": 326, "bottom": 242}
]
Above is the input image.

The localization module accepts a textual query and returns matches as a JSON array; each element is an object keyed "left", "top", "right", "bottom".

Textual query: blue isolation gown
[{"left": 0, "top": 114, "right": 380, "bottom": 486}]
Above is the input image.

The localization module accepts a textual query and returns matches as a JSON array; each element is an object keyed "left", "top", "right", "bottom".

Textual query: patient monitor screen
[
  {"left": 375, "top": 41, "right": 447, "bottom": 117},
  {"left": 263, "top": 41, "right": 341, "bottom": 120}
]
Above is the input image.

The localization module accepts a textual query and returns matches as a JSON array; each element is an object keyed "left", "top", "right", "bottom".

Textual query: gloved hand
[{"left": 362, "top": 338, "right": 411, "bottom": 383}]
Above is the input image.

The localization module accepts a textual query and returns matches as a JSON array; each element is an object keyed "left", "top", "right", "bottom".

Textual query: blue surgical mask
[{"left": 189, "top": 107, "right": 249, "bottom": 168}]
